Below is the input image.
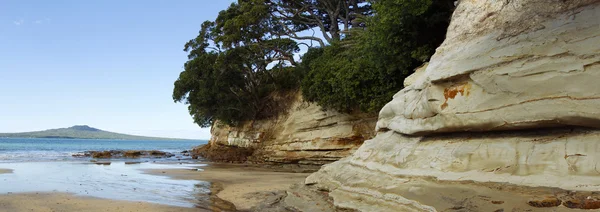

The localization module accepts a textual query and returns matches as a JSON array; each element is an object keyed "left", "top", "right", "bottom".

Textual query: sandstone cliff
[
  {"left": 194, "top": 91, "right": 377, "bottom": 166},
  {"left": 283, "top": 0, "right": 600, "bottom": 211}
]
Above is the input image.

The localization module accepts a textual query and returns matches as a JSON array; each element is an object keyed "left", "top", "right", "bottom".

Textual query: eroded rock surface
[
  {"left": 377, "top": 0, "right": 600, "bottom": 135},
  {"left": 286, "top": 1, "right": 600, "bottom": 211},
  {"left": 304, "top": 128, "right": 600, "bottom": 211},
  {"left": 198, "top": 91, "right": 377, "bottom": 166}
]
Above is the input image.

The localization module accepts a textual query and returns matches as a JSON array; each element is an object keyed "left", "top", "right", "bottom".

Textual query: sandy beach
[
  {"left": 0, "top": 161, "right": 211, "bottom": 211},
  {"left": 146, "top": 163, "right": 311, "bottom": 211},
  {"left": 0, "top": 162, "right": 310, "bottom": 211},
  {"left": 0, "top": 193, "right": 202, "bottom": 212}
]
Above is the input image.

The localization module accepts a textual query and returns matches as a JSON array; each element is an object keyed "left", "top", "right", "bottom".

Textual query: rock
[
  {"left": 91, "top": 151, "right": 112, "bottom": 158},
  {"left": 124, "top": 161, "right": 141, "bottom": 165},
  {"left": 377, "top": 0, "right": 600, "bottom": 135},
  {"left": 282, "top": 184, "right": 337, "bottom": 212},
  {"left": 560, "top": 193, "right": 600, "bottom": 209},
  {"left": 285, "top": 1, "right": 600, "bottom": 211},
  {"left": 123, "top": 150, "right": 142, "bottom": 157},
  {"left": 74, "top": 150, "right": 174, "bottom": 159},
  {"left": 148, "top": 150, "right": 168, "bottom": 156},
  {"left": 190, "top": 143, "right": 254, "bottom": 163},
  {"left": 94, "top": 162, "right": 111, "bottom": 165},
  {"left": 527, "top": 196, "right": 561, "bottom": 208},
  {"left": 563, "top": 199, "right": 600, "bottom": 209},
  {"left": 206, "top": 90, "right": 377, "bottom": 165},
  {"left": 403, "top": 63, "right": 427, "bottom": 87}
]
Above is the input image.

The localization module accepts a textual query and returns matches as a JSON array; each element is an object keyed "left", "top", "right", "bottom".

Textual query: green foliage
[
  {"left": 301, "top": 0, "right": 454, "bottom": 113},
  {"left": 173, "top": 1, "right": 304, "bottom": 127},
  {"left": 301, "top": 44, "right": 397, "bottom": 112},
  {"left": 174, "top": 0, "right": 454, "bottom": 127}
]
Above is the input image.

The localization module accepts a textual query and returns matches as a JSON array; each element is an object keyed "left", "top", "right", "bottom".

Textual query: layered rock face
[
  {"left": 294, "top": 1, "right": 600, "bottom": 211},
  {"left": 200, "top": 91, "right": 377, "bottom": 165}
]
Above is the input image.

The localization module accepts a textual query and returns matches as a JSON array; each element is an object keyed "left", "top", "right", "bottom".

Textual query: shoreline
[
  {"left": 0, "top": 160, "right": 311, "bottom": 211},
  {"left": 0, "top": 192, "right": 202, "bottom": 212},
  {"left": 145, "top": 163, "right": 311, "bottom": 211},
  {"left": 0, "top": 161, "right": 206, "bottom": 209}
]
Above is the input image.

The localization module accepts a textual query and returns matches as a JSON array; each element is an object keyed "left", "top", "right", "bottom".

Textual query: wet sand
[
  {"left": 0, "top": 162, "right": 203, "bottom": 207},
  {"left": 146, "top": 163, "right": 311, "bottom": 211},
  {"left": 0, "top": 162, "right": 310, "bottom": 211},
  {"left": 0, "top": 193, "right": 202, "bottom": 212}
]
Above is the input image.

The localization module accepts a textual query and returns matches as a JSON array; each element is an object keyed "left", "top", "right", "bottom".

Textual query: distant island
[{"left": 0, "top": 125, "right": 186, "bottom": 140}]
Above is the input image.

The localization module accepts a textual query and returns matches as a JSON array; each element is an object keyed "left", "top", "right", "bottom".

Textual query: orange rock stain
[{"left": 441, "top": 82, "right": 471, "bottom": 110}]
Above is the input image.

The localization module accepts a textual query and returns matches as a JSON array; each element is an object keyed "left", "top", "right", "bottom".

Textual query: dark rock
[
  {"left": 94, "top": 162, "right": 111, "bottom": 165},
  {"left": 123, "top": 150, "right": 142, "bottom": 158},
  {"left": 190, "top": 143, "right": 254, "bottom": 163},
  {"left": 124, "top": 161, "right": 141, "bottom": 165},
  {"left": 527, "top": 196, "right": 561, "bottom": 207},
  {"left": 563, "top": 198, "right": 600, "bottom": 209},
  {"left": 92, "top": 151, "right": 112, "bottom": 158},
  {"left": 73, "top": 150, "right": 174, "bottom": 159}
]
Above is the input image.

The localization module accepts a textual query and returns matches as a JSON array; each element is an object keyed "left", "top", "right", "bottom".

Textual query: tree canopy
[
  {"left": 174, "top": 0, "right": 455, "bottom": 127},
  {"left": 302, "top": 0, "right": 455, "bottom": 112}
]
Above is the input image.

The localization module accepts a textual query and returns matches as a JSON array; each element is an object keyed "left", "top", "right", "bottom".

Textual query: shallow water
[
  {"left": 0, "top": 161, "right": 208, "bottom": 207},
  {"left": 0, "top": 137, "right": 207, "bottom": 162}
]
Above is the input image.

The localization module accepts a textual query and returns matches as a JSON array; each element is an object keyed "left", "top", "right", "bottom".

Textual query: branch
[{"left": 271, "top": 18, "right": 326, "bottom": 47}]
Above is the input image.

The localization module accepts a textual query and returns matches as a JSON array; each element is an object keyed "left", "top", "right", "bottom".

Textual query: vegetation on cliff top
[{"left": 173, "top": 0, "right": 454, "bottom": 127}]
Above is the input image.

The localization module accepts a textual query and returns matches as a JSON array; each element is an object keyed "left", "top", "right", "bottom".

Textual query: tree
[
  {"left": 301, "top": 0, "right": 455, "bottom": 113},
  {"left": 174, "top": 0, "right": 454, "bottom": 127},
  {"left": 173, "top": 1, "right": 303, "bottom": 127},
  {"left": 268, "top": 0, "right": 372, "bottom": 46}
]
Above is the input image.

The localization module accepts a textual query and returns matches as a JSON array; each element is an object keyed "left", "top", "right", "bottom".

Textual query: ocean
[
  {"left": 0, "top": 137, "right": 207, "bottom": 162},
  {"left": 0, "top": 138, "right": 211, "bottom": 207}
]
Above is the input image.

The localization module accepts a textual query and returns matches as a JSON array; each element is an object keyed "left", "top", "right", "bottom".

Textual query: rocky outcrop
[
  {"left": 191, "top": 143, "right": 254, "bottom": 163},
  {"left": 377, "top": 0, "right": 600, "bottom": 135},
  {"left": 287, "top": 1, "right": 600, "bottom": 211},
  {"left": 72, "top": 150, "right": 175, "bottom": 159},
  {"left": 198, "top": 91, "right": 377, "bottom": 166}
]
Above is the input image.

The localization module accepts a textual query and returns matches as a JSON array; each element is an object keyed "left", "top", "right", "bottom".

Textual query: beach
[
  {"left": 0, "top": 193, "right": 201, "bottom": 212},
  {"left": 0, "top": 161, "right": 310, "bottom": 211},
  {"left": 146, "top": 163, "right": 311, "bottom": 211},
  {"left": 0, "top": 138, "right": 311, "bottom": 211}
]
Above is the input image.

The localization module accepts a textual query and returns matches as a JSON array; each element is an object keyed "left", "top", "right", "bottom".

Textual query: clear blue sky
[{"left": 0, "top": 0, "right": 236, "bottom": 139}]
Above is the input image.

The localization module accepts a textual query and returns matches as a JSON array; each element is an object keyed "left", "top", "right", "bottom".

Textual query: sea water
[
  {"left": 0, "top": 137, "right": 207, "bottom": 162},
  {"left": 0, "top": 138, "right": 210, "bottom": 207}
]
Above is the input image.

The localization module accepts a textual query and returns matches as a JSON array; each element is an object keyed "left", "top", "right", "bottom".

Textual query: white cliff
[
  {"left": 292, "top": 1, "right": 600, "bottom": 211},
  {"left": 199, "top": 91, "right": 377, "bottom": 165},
  {"left": 378, "top": 0, "right": 600, "bottom": 135}
]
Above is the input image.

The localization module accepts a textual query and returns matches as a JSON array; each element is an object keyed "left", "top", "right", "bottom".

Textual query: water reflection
[{"left": 0, "top": 162, "right": 208, "bottom": 207}]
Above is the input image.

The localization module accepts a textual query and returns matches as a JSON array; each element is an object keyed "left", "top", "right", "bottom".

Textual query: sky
[{"left": 0, "top": 0, "right": 237, "bottom": 140}]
